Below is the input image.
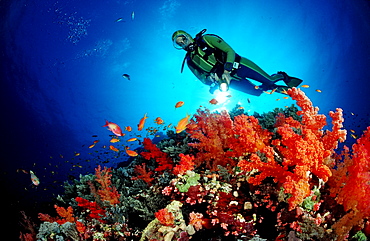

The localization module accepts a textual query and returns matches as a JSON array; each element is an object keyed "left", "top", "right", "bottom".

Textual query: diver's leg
[{"left": 234, "top": 57, "right": 284, "bottom": 84}]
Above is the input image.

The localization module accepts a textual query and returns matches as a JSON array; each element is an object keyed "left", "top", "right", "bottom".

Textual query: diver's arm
[
  {"left": 187, "top": 62, "right": 212, "bottom": 85},
  {"left": 203, "top": 35, "right": 236, "bottom": 72}
]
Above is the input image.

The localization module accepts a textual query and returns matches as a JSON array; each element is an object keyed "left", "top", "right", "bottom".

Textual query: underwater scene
[{"left": 1, "top": 0, "right": 370, "bottom": 240}]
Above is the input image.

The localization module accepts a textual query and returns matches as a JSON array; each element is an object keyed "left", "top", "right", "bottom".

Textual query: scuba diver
[{"left": 172, "top": 29, "right": 303, "bottom": 96}]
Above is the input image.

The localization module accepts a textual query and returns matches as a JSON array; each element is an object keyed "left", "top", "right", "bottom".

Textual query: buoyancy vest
[{"left": 181, "top": 29, "right": 226, "bottom": 75}]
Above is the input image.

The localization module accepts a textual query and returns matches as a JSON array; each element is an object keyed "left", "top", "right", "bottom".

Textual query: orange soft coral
[
  {"left": 155, "top": 208, "right": 175, "bottom": 226},
  {"left": 95, "top": 165, "right": 120, "bottom": 205},
  {"left": 173, "top": 153, "right": 195, "bottom": 176},
  {"left": 330, "top": 126, "right": 370, "bottom": 239},
  {"left": 187, "top": 109, "right": 246, "bottom": 171},
  {"left": 38, "top": 205, "right": 75, "bottom": 224}
]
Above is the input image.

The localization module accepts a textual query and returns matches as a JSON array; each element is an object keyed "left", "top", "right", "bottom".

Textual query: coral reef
[{"left": 24, "top": 88, "right": 370, "bottom": 241}]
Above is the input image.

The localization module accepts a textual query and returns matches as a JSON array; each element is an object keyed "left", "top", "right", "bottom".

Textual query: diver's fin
[{"left": 278, "top": 71, "right": 303, "bottom": 88}]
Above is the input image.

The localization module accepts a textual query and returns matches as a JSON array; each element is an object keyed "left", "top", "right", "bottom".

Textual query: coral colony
[{"left": 20, "top": 88, "right": 370, "bottom": 240}]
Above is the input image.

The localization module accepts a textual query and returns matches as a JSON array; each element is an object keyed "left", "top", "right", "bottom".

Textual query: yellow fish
[{"left": 301, "top": 85, "right": 310, "bottom": 88}]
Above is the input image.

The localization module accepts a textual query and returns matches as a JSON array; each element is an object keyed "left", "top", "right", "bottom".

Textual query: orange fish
[
  {"left": 125, "top": 126, "right": 132, "bottom": 132},
  {"left": 283, "top": 97, "right": 289, "bottom": 99},
  {"left": 110, "top": 138, "right": 120, "bottom": 143},
  {"left": 209, "top": 98, "right": 218, "bottom": 105},
  {"left": 127, "top": 137, "right": 138, "bottom": 142},
  {"left": 280, "top": 90, "right": 289, "bottom": 95},
  {"left": 350, "top": 130, "right": 355, "bottom": 133},
  {"left": 74, "top": 153, "right": 80, "bottom": 156},
  {"left": 109, "top": 145, "right": 119, "bottom": 152},
  {"left": 316, "top": 89, "right": 322, "bottom": 93},
  {"left": 103, "top": 120, "right": 124, "bottom": 136},
  {"left": 125, "top": 149, "right": 138, "bottom": 157},
  {"left": 138, "top": 113, "right": 148, "bottom": 131},
  {"left": 88, "top": 144, "right": 95, "bottom": 148},
  {"left": 154, "top": 117, "right": 164, "bottom": 125},
  {"left": 176, "top": 113, "right": 191, "bottom": 133},
  {"left": 175, "top": 101, "right": 184, "bottom": 108},
  {"left": 254, "top": 86, "right": 259, "bottom": 89},
  {"left": 276, "top": 99, "right": 280, "bottom": 101},
  {"left": 237, "top": 107, "right": 244, "bottom": 110},
  {"left": 93, "top": 140, "right": 99, "bottom": 144},
  {"left": 301, "top": 85, "right": 310, "bottom": 88}
]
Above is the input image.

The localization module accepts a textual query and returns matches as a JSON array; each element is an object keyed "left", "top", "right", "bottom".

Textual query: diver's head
[{"left": 172, "top": 30, "right": 194, "bottom": 51}]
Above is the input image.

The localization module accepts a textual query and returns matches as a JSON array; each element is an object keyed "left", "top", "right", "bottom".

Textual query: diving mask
[{"left": 173, "top": 34, "right": 193, "bottom": 50}]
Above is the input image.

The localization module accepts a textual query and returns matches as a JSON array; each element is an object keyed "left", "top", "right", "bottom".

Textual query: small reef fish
[
  {"left": 283, "top": 97, "right": 289, "bottom": 99},
  {"left": 131, "top": 11, "right": 135, "bottom": 20},
  {"left": 110, "top": 138, "right": 120, "bottom": 143},
  {"left": 154, "top": 117, "right": 164, "bottom": 125},
  {"left": 74, "top": 153, "right": 80, "bottom": 156},
  {"left": 109, "top": 145, "right": 119, "bottom": 152},
  {"left": 276, "top": 99, "right": 280, "bottom": 101},
  {"left": 209, "top": 98, "right": 218, "bottom": 105},
  {"left": 115, "top": 18, "right": 124, "bottom": 22},
  {"left": 138, "top": 113, "right": 148, "bottom": 131},
  {"left": 301, "top": 85, "right": 310, "bottom": 88},
  {"left": 176, "top": 114, "right": 191, "bottom": 133},
  {"left": 247, "top": 98, "right": 251, "bottom": 104},
  {"left": 122, "top": 74, "right": 130, "bottom": 80},
  {"left": 127, "top": 137, "right": 138, "bottom": 142},
  {"left": 316, "top": 89, "right": 322, "bottom": 93},
  {"left": 30, "top": 170, "right": 40, "bottom": 186},
  {"left": 175, "top": 101, "right": 184, "bottom": 108},
  {"left": 103, "top": 120, "right": 124, "bottom": 136},
  {"left": 88, "top": 144, "right": 95, "bottom": 149},
  {"left": 254, "top": 86, "right": 259, "bottom": 89},
  {"left": 17, "top": 169, "right": 28, "bottom": 174},
  {"left": 125, "top": 126, "right": 132, "bottom": 132},
  {"left": 126, "top": 148, "right": 138, "bottom": 157}
]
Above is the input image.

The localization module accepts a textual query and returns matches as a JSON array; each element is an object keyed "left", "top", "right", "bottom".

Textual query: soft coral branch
[{"left": 95, "top": 165, "right": 120, "bottom": 205}]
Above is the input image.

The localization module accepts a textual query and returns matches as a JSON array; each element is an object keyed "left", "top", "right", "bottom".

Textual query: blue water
[{"left": 1, "top": 0, "right": 370, "bottom": 238}]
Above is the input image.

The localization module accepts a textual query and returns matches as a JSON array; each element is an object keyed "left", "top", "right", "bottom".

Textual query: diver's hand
[{"left": 222, "top": 70, "right": 231, "bottom": 86}]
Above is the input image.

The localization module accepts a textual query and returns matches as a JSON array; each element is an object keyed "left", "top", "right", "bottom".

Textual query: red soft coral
[
  {"left": 95, "top": 165, "right": 120, "bottom": 205},
  {"left": 173, "top": 154, "right": 195, "bottom": 176},
  {"left": 141, "top": 138, "right": 174, "bottom": 172},
  {"left": 155, "top": 208, "right": 174, "bottom": 226},
  {"left": 75, "top": 196, "right": 106, "bottom": 221},
  {"left": 132, "top": 163, "right": 155, "bottom": 186}
]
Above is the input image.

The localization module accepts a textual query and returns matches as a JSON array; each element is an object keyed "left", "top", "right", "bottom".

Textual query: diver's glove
[{"left": 209, "top": 83, "right": 218, "bottom": 94}]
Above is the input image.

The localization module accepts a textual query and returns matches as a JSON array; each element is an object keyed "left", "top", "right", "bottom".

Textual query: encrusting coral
[{"left": 23, "top": 87, "right": 370, "bottom": 241}]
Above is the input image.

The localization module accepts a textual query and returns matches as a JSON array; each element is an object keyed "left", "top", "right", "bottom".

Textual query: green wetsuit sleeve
[{"left": 203, "top": 35, "right": 236, "bottom": 71}]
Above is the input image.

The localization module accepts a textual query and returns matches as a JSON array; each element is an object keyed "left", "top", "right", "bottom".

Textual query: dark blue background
[{"left": 1, "top": 0, "right": 370, "bottom": 238}]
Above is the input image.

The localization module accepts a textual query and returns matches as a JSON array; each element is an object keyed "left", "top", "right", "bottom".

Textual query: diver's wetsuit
[{"left": 185, "top": 34, "right": 284, "bottom": 94}]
